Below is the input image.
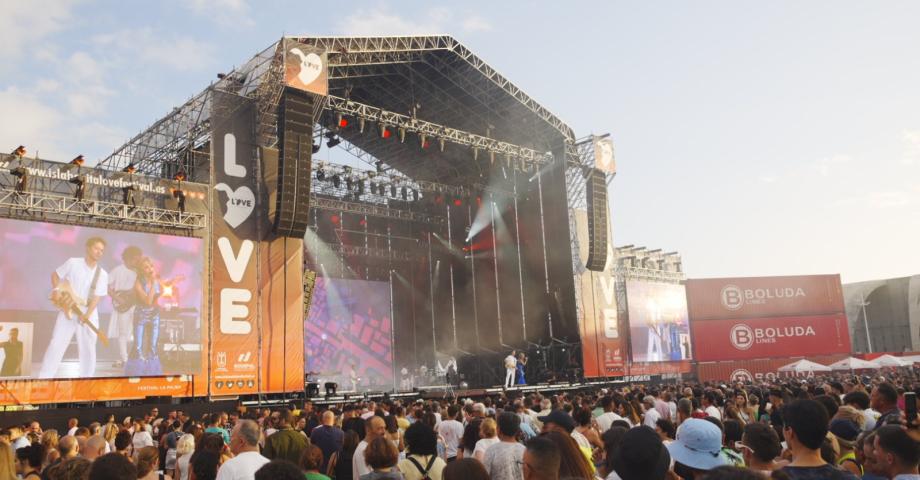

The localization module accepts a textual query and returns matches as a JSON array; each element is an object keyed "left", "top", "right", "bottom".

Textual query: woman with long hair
[
  {"left": 40, "top": 430, "right": 59, "bottom": 468},
  {"left": 137, "top": 446, "right": 172, "bottom": 480},
  {"left": 130, "top": 256, "right": 163, "bottom": 375},
  {"left": 615, "top": 397, "right": 640, "bottom": 427},
  {"left": 598, "top": 427, "right": 628, "bottom": 480},
  {"left": 572, "top": 407, "right": 603, "bottom": 461},
  {"left": 132, "top": 418, "right": 155, "bottom": 459},
  {"left": 174, "top": 434, "right": 195, "bottom": 480},
  {"left": 0, "top": 439, "right": 16, "bottom": 480},
  {"left": 733, "top": 391, "right": 753, "bottom": 424},
  {"left": 103, "top": 421, "right": 120, "bottom": 453},
  {"left": 540, "top": 431, "right": 593, "bottom": 480},
  {"left": 328, "top": 430, "right": 359, "bottom": 480},
  {"left": 15, "top": 444, "right": 44, "bottom": 480}
]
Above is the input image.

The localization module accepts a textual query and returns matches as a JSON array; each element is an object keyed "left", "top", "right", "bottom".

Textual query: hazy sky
[{"left": 1, "top": 0, "right": 917, "bottom": 283}]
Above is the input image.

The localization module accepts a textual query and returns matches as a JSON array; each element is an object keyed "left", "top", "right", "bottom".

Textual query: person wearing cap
[
  {"left": 667, "top": 418, "right": 729, "bottom": 479},
  {"left": 611, "top": 426, "right": 671, "bottom": 480},
  {"left": 830, "top": 418, "right": 863, "bottom": 476},
  {"left": 779, "top": 399, "right": 859, "bottom": 480},
  {"left": 538, "top": 410, "right": 594, "bottom": 472}
]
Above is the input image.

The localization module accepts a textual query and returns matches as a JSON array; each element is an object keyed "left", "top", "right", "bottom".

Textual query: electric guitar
[
  {"left": 111, "top": 289, "right": 135, "bottom": 313},
  {"left": 49, "top": 281, "right": 110, "bottom": 346}
]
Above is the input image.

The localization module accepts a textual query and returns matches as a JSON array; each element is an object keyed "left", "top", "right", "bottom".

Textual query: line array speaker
[
  {"left": 275, "top": 88, "right": 318, "bottom": 237},
  {"left": 585, "top": 168, "right": 608, "bottom": 271}
]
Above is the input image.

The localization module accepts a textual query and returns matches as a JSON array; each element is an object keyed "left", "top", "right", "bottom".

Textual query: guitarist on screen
[
  {"left": 107, "top": 246, "right": 143, "bottom": 368},
  {"left": 39, "top": 237, "right": 109, "bottom": 379}
]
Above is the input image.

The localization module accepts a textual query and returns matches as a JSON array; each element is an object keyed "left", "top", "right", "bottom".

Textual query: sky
[{"left": 1, "top": 0, "right": 918, "bottom": 283}]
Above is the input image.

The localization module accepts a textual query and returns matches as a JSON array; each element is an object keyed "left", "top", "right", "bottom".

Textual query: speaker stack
[
  {"left": 275, "top": 88, "right": 319, "bottom": 238},
  {"left": 585, "top": 168, "right": 608, "bottom": 271}
]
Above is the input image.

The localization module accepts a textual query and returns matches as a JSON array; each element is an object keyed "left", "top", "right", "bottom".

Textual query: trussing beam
[
  {"left": 325, "top": 95, "right": 549, "bottom": 167},
  {"left": 310, "top": 196, "right": 445, "bottom": 225},
  {"left": 0, "top": 188, "right": 206, "bottom": 231}
]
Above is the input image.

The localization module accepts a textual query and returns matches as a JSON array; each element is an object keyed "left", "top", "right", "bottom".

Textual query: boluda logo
[
  {"left": 730, "top": 369, "right": 754, "bottom": 383},
  {"left": 720, "top": 284, "right": 807, "bottom": 310},
  {"left": 729, "top": 322, "right": 817, "bottom": 350}
]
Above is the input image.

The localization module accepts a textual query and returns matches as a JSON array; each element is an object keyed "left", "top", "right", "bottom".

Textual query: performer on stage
[
  {"left": 39, "top": 237, "right": 109, "bottom": 378},
  {"left": 130, "top": 257, "right": 163, "bottom": 374},
  {"left": 645, "top": 300, "right": 664, "bottom": 362},
  {"left": 0, "top": 327, "right": 23, "bottom": 377},
  {"left": 107, "top": 246, "right": 143, "bottom": 368},
  {"left": 503, "top": 350, "right": 517, "bottom": 388},
  {"left": 515, "top": 352, "right": 527, "bottom": 385}
]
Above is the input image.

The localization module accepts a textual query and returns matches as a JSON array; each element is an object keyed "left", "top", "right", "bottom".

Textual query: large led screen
[
  {"left": 626, "top": 280, "right": 692, "bottom": 362},
  {"left": 305, "top": 277, "right": 393, "bottom": 392},
  {"left": 0, "top": 218, "right": 204, "bottom": 379}
]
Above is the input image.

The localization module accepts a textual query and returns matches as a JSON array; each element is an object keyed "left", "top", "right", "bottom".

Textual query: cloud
[
  {"left": 0, "top": 0, "right": 78, "bottom": 61},
  {"left": 901, "top": 129, "right": 920, "bottom": 166},
  {"left": 184, "top": 0, "right": 253, "bottom": 27},
  {"left": 759, "top": 175, "right": 777, "bottom": 184},
  {"left": 869, "top": 191, "right": 911, "bottom": 208},
  {"left": 92, "top": 28, "right": 217, "bottom": 73},
  {"left": 336, "top": 7, "right": 493, "bottom": 36},
  {"left": 62, "top": 52, "right": 115, "bottom": 117},
  {"left": 813, "top": 154, "right": 851, "bottom": 177}
]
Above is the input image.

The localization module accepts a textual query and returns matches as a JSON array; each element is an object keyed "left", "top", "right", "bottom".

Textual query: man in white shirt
[
  {"left": 106, "top": 246, "right": 142, "bottom": 367},
  {"left": 40, "top": 237, "right": 109, "bottom": 379},
  {"left": 353, "top": 415, "right": 386, "bottom": 479},
  {"left": 438, "top": 405, "right": 465, "bottom": 461},
  {"left": 595, "top": 397, "right": 623, "bottom": 433},
  {"left": 217, "top": 420, "right": 268, "bottom": 480},
  {"left": 643, "top": 396, "right": 662, "bottom": 428},
  {"left": 702, "top": 392, "right": 722, "bottom": 420},
  {"left": 504, "top": 350, "right": 517, "bottom": 388}
]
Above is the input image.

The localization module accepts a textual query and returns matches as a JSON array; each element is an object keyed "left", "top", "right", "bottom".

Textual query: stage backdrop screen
[
  {"left": 305, "top": 277, "right": 393, "bottom": 392},
  {"left": 0, "top": 218, "right": 204, "bottom": 380},
  {"left": 626, "top": 280, "right": 692, "bottom": 362}
]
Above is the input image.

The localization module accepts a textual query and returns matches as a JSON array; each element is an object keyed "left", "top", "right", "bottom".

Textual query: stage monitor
[
  {"left": 626, "top": 280, "right": 692, "bottom": 362},
  {"left": 0, "top": 218, "right": 204, "bottom": 380},
  {"left": 305, "top": 277, "right": 394, "bottom": 392}
]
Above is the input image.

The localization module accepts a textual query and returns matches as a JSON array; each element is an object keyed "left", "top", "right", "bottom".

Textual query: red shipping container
[
  {"left": 686, "top": 275, "right": 845, "bottom": 321},
  {"left": 690, "top": 313, "right": 851, "bottom": 362},
  {"left": 697, "top": 354, "right": 848, "bottom": 383}
]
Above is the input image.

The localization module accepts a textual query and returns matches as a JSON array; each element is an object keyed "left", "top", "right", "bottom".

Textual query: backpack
[{"left": 407, "top": 455, "right": 436, "bottom": 480}]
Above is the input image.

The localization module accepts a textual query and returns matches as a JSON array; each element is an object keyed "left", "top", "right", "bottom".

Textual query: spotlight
[
  {"left": 472, "top": 147, "right": 480, "bottom": 161},
  {"left": 398, "top": 127, "right": 406, "bottom": 143},
  {"left": 438, "top": 138, "right": 446, "bottom": 153},
  {"left": 307, "top": 382, "right": 320, "bottom": 397},
  {"left": 358, "top": 117, "right": 366, "bottom": 133},
  {"left": 337, "top": 112, "right": 348, "bottom": 128},
  {"left": 489, "top": 150, "right": 496, "bottom": 165},
  {"left": 11, "top": 145, "right": 26, "bottom": 158},
  {"left": 121, "top": 163, "right": 137, "bottom": 174},
  {"left": 70, "top": 155, "right": 85, "bottom": 166},
  {"left": 357, "top": 181, "right": 364, "bottom": 195},
  {"left": 326, "top": 136, "right": 341, "bottom": 148},
  {"left": 10, "top": 167, "right": 28, "bottom": 193},
  {"left": 312, "top": 142, "right": 321, "bottom": 154},
  {"left": 369, "top": 182, "right": 377, "bottom": 195},
  {"left": 411, "top": 189, "right": 419, "bottom": 201},
  {"left": 316, "top": 169, "right": 325, "bottom": 181},
  {"left": 401, "top": 186, "right": 408, "bottom": 200},
  {"left": 375, "top": 160, "right": 384, "bottom": 173},
  {"left": 173, "top": 170, "right": 187, "bottom": 182},
  {"left": 345, "top": 177, "right": 353, "bottom": 190},
  {"left": 324, "top": 382, "right": 338, "bottom": 396},
  {"left": 173, "top": 188, "right": 186, "bottom": 213},
  {"left": 419, "top": 134, "right": 428, "bottom": 149},
  {"left": 332, "top": 174, "right": 341, "bottom": 188},
  {"left": 379, "top": 124, "right": 392, "bottom": 139},
  {"left": 390, "top": 185, "right": 397, "bottom": 198},
  {"left": 70, "top": 175, "right": 85, "bottom": 200}
]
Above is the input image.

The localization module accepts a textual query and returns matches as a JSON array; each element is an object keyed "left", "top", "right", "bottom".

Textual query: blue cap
[{"left": 667, "top": 418, "right": 729, "bottom": 471}]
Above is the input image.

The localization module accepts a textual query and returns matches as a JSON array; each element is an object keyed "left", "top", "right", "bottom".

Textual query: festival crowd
[{"left": 0, "top": 370, "right": 918, "bottom": 480}]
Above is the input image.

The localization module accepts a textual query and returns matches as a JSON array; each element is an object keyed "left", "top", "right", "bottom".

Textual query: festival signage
[
  {"left": 593, "top": 137, "right": 616, "bottom": 175},
  {"left": 690, "top": 313, "right": 851, "bottom": 361},
  {"left": 686, "top": 275, "right": 845, "bottom": 321},
  {"left": 282, "top": 38, "right": 328, "bottom": 96}
]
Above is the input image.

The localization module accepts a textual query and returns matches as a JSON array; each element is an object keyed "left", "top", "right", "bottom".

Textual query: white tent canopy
[
  {"left": 828, "top": 357, "right": 880, "bottom": 371},
  {"left": 777, "top": 359, "right": 833, "bottom": 373},
  {"left": 871, "top": 354, "right": 909, "bottom": 367}
]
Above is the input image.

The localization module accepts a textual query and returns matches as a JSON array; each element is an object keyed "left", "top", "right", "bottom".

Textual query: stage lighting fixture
[
  {"left": 307, "top": 382, "right": 320, "bottom": 397},
  {"left": 312, "top": 142, "right": 321, "bottom": 154},
  {"left": 401, "top": 186, "right": 408, "bottom": 200},
  {"left": 489, "top": 150, "right": 496, "bottom": 165},
  {"left": 332, "top": 174, "right": 341, "bottom": 188},
  {"left": 174, "top": 170, "right": 187, "bottom": 182},
  {"left": 10, "top": 167, "right": 28, "bottom": 193},
  {"left": 316, "top": 169, "right": 325, "bottom": 181},
  {"left": 390, "top": 185, "right": 397, "bottom": 197},
  {"left": 326, "top": 135, "right": 341, "bottom": 148},
  {"left": 439, "top": 138, "right": 446, "bottom": 153},
  {"left": 411, "top": 189, "right": 419, "bottom": 201},
  {"left": 379, "top": 123, "right": 392, "bottom": 139},
  {"left": 337, "top": 112, "right": 348, "bottom": 128},
  {"left": 11, "top": 145, "right": 26, "bottom": 158},
  {"left": 69, "top": 175, "right": 86, "bottom": 200},
  {"left": 173, "top": 188, "right": 186, "bottom": 213},
  {"left": 375, "top": 160, "right": 384, "bottom": 173},
  {"left": 122, "top": 163, "right": 137, "bottom": 174},
  {"left": 345, "top": 177, "right": 353, "bottom": 190},
  {"left": 419, "top": 134, "right": 427, "bottom": 149},
  {"left": 369, "top": 182, "right": 377, "bottom": 195},
  {"left": 357, "top": 181, "right": 364, "bottom": 195},
  {"left": 358, "top": 117, "right": 366, "bottom": 133},
  {"left": 70, "top": 155, "right": 85, "bottom": 166},
  {"left": 324, "top": 382, "right": 338, "bottom": 396},
  {"left": 398, "top": 127, "right": 407, "bottom": 143},
  {"left": 472, "top": 147, "right": 480, "bottom": 161}
]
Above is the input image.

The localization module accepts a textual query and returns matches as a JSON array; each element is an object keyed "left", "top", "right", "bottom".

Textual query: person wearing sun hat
[{"left": 666, "top": 418, "right": 729, "bottom": 479}]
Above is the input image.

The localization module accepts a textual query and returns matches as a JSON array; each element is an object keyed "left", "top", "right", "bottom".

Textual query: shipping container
[
  {"left": 690, "top": 313, "right": 851, "bottom": 362},
  {"left": 686, "top": 275, "right": 845, "bottom": 321},
  {"left": 696, "top": 354, "right": 849, "bottom": 383}
]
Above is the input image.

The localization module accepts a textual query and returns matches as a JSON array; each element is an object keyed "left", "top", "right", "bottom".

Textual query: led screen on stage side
[
  {"left": 305, "top": 277, "right": 393, "bottom": 392},
  {"left": 0, "top": 218, "right": 204, "bottom": 380},
  {"left": 626, "top": 281, "right": 692, "bottom": 362}
]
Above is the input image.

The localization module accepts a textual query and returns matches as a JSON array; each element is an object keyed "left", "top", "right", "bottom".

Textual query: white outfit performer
[
  {"left": 39, "top": 257, "right": 108, "bottom": 378},
  {"left": 107, "top": 263, "right": 137, "bottom": 364},
  {"left": 504, "top": 352, "right": 517, "bottom": 388}
]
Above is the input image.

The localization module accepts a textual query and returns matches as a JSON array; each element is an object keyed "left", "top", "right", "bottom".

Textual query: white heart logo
[
  {"left": 289, "top": 48, "right": 323, "bottom": 86},
  {"left": 214, "top": 183, "right": 255, "bottom": 228}
]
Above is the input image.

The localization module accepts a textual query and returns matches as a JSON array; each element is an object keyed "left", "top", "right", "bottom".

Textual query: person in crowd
[
  {"left": 779, "top": 399, "right": 859, "bottom": 480},
  {"left": 205, "top": 414, "right": 230, "bottom": 446},
  {"left": 643, "top": 395, "right": 663, "bottom": 428},
  {"left": 537, "top": 410, "right": 593, "bottom": 467},
  {"left": 174, "top": 434, "right": 195, "bottom": 480},
  {"left": 83, "top": 435, "right": 107, "bottom": 461},
  {"left": 702, "top": 392, "right": 722, "bottom": 420},
  {"left": 873, "top": 425, "right": 920, "bottom": 479},
  {"left": 859, "top": 431, "right": 889, "bottom": 480},
  {"left": 360, "top": 437, "right": 401, "bottom": 480},
  {"left": 311, "top": 410, "right": 344, "bottom": 473},
  {"left": 768, "top": 389, "right": 786, "bottom": 437},
  {"left": 737, "top": 422, "right": 784, "bottom": 475},
  {"left": 137, "top": 446, "right": 171, "bottom": 480},
  {"left": 354, "top": 416, "right": 387, "bottom": 480},
  {"left": 595, "top": 397, "right": 623, "bottom": 434},
  {"left": 870, "top": 383, "right": 901, "bottom": 430},
  {"left": 572, "top": 408, "right": 602, "bottom": 454},
  {"left": 163, "top": 421, "right": 183, "bottom": 473},
  {"left": 829, "top": 418, "right": 862, "bottom": 476},
  {"left": 843, "top": 391, "right": 876, "bottom": 431},
  {"left": 89, "top": 453, "right": 136, "bottom": 480},
  {"left": 216, "top": 419, "right": 268, "bottom": 480},
  {"left": 15, "top": 444, "right": 44, "bottom": 480},
  {"left": 612, "top": 426, "right": 671, "bottom": 480},
  {"left": 598, "top": 427, "right": 628, "bottom": 479},
  {"left": 720, "top": 419, "right": 745, "bottom": 467},
  {"left": 264, "top": 409, "right": 309, "bottom": 465},
  {"left": 382, "top": 415, "right": 403, "bottom": 454},
  {"left": 114, "top": 430, "right": 133, "bottom": 459},
  {"left": 471, "top": 418, "right": 498, "bottom": 462},
  {"left": 41, "top": 430, "right": 60, "bottom": 467},
  {"left": 65, "top": 420, "right": 78, "bottom": 438},
  {"left": 615, "top": 397, "right": 640, "bottom": 427},
  {"left": 46, "top": 457, "right": 91, "bottom": 480},
  {"left": 328, "top": 430, "right": 359, "bottom": 480},
  {"left": 442, "top": 458, "right": 488, "bottom": 480},
  {"left": 301, "top": 444, "right": 332, "bottom": 480},
  {"left": 133, "top": 419, "right": 155, "bottom": 459},
  {"left": 254, "top": 460, "right": 304, "bottom": 480},
  {"left": 0, "top": 440, "right": 14, "bottom": 480},
  {"left": 540, "top": 431, "right": 593, "bottom": 480},
  {"left": 398, "top": 423, "right": 445, "bottom": 480},
  {"left": 676, "top": 398, "right": 693, "bottom": 426},
  {"left": 521, "top": 436, "right": 561, "bottom": 480},
  {"left": 480, "top": 412, "right": 524, "bottom": 480},
  {"left": 191, "top": 451, "right": 221, "bottom": 480},
  {"left": 58, "top": 435, "right": 80, "bottom": 463},
  {"left": 667, "top": 418, "right": 729, "bottom": 479},
  {"left": 655, "top": 418, "right": 676, "bottom": 444},
  {"left": 437, "top": 405, "right": 463, "bottom": 463}
]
